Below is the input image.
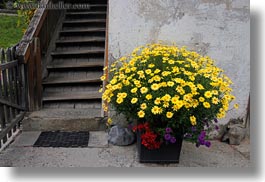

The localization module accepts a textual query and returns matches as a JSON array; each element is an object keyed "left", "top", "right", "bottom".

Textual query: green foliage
[
  {"left": 14, "top": 0, "right": 36, "bottom": 28},
  {"left": 0, "top": 15, "right": 27, "bottom": 48}
]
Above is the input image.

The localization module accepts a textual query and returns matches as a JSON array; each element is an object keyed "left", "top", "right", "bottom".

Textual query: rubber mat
[{"left": 33, "top": 131, "right": 89, "bottom": 148}]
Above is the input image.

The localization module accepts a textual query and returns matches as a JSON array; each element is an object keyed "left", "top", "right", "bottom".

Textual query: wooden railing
[
  {"left": 16, "top": 0, "right": 63, "bottom": 111},
  {"left": 0, "top": 46, "right": 26, "bottom": 150}
]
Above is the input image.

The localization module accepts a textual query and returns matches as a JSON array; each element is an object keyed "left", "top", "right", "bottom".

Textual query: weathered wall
[{"left": 108, "top": 0, "right": 250, "bottom": 124}]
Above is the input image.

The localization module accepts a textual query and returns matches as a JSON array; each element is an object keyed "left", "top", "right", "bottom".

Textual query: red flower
[{"left": 133, "top": 123, "right": 161, "bottom": 150}]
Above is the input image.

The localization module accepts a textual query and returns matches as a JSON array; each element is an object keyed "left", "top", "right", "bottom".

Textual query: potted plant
[{"left": 101, "top": 43, "right": 238, "bottom": 163}]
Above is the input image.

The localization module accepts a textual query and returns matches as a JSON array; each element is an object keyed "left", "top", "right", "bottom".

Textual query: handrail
[
  {"left": 16, "top": 0, "right": 49, "bottom": 64},
  {"left": 15, "top": 0, "right": 63, "bottom": 111}
]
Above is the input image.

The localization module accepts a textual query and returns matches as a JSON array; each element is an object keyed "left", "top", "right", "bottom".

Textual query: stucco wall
[{"left": 108, "top": 0, "right": 250, "bottom": 124}]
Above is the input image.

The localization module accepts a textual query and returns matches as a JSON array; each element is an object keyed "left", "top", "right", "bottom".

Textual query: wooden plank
[
  {"left": 42, "top": 92, "right": 101, "bottom": 101},
  {"left": 51, "top": 49, "right": 105, "bottom": 56},
  {"left": 66, "top": 11, "right": 107, "bottom": 15},
  {"left": 47, "top": 61, "right": 104, "bottom": 69},
  {"left": 0, "top": 49, "right": 6, "bottom": 129},
  {"left": 0, "top": 112, "right": 25, "bottom": 141},
  {"left": 63, "top": 19, "right": 106, "bottom": 24},
  {"left": 1, "top": 49, "right": 10, "bottom": 125},
  {"left": 55, "top": 37, "right": 105, "bottom": 44},
  {"left": 59, "top": 28, "right": 106, "bottom": 33},
  {"left": 6, "top": 48, "right": 16, "bottom": 119},
  {"left": 11, "top": 47, "right": 19, "bottom": 115},
  {"left": 34, "top": 38, "right": 42, "bottom": 110},
  {"left": 27, "top": 41, "right": 35, "bottom": 111},
  {"left": 0, "top": 97, "right": 26, "bottom": 111},
  {"left": 43, "top": 78, "right": 101, "bottom": 85},
  {"left": 0, "top": 60, "right": 18, "bottom": 71}
]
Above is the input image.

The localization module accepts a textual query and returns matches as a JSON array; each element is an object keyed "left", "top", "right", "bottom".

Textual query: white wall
[{"left": 108, "top": 0, "right": 250, "bottom": 124}]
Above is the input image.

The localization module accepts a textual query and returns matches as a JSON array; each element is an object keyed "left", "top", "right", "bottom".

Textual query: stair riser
[
  {"left": 63, "top": 22, "right": 106, "bottom": 28},
  {"left": 65, "top": 14, "right": 106, "bottom": 20},
  {"left": 22, "top": 118, "right": 105, "bottom": 131},
  {"left": 51, "top": 52, "right": 104, "bottom": 58},
  {"left": 43, "top": 84, "right": 101, "bottom": 93},
  {"left": 56, "top": 41, "right": 105, "bottom": 48},
  {"left": 67, "top": 6, "right": 107, "bottom": 12},
  {"left": 64, "top": 0, "right": 107, "bottom": 5},
  {"left": 59, "top": 31, "right": 105, "bottom": 37}
]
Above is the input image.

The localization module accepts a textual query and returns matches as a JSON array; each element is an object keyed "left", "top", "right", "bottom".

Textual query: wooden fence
[{"left": 0, "top": 46, "right": 26, "bottom": 149}]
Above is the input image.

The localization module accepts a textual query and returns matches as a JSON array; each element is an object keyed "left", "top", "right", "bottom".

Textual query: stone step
[{"left": 22, "top": 109, "right": 106, "bottom": 131}]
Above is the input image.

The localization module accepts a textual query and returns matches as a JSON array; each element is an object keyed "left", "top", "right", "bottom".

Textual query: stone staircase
[{"left": 23, "top": 0, "right": 108, "bottom": 131}]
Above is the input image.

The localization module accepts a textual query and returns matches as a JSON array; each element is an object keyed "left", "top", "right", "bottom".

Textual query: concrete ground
[{"left": 0, "top": 131, "right": 251, "bottom": 167}]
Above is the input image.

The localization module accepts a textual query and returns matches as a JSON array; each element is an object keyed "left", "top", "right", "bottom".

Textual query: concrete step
[{"left": 22, "top": 109, "right": 106, "bottom": 131}]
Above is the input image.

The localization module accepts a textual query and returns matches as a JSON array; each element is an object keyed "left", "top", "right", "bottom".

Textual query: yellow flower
[
  {"left": 148, "top": 64, "right": 155, "bottom": 68},
  {"left": 199, "top": 97, "right": 205, "bottom": 102},
  {"left": 204, "top": 91, "right": 212, "bottom": 98},
  {"left": 107, "top": 118, "right": 112, "bottom": 126},
  {"left": 140, "top": 103, "right": 147, "bottom": 110},
  {"left": 203, "top": 102, "right": 211, "bottom": 108},
  {"left": 171, "top": 96, "right": 179, "bottom": 104},
  {"left": 151, "top": 106, "right": 163, "bottom": 115},
  {"left": 116, "top": 97, "right": 123, "bottom": 104},
  {"left": 154, "top": 98, "right": 161, "bottom": 105},
  {"left": 162, "top": 94, "right": 171, "bottom": 102},
  {"left": 146, "top": 94, "right": 153, "bottom": 100},
  {"left": 167, "top": 81, "right": 175, "bottom": 87},
  {"left": 212, "top": 97, "right": 219, "bottom": 104},
  {"left": 168, "top": 59, "right": 175, "bottom": 64},
  {"left": 197, "top": 84, "right": 204, "bottom": 90},
  {"left": 138, "top": 110, "right": 145, "bottom": 118},
  {"left": 110, "top": 78, "right": 117, "bottom": 85},
  {"left": 154, "top": 69, "right": 161, "bottom": 74},
  {"left": 131, "top": 98, "right": 138, "bottom": 104},
  {"left": 166, "top": 112, "right": 174, "bottom": 118},
  {"left": 131, "top": 87, "right": 138, "bottom": 93},
  {"left": 190, "top": 116, "right": 197, "bottom": 126},
  {"left": 140, "top": 87, "right": 148, "bottom": 94},
  {"left": 234, "top": 103, "right": 239, "bottom": 109},
  {"left": 151, "top": 83, "right": 160, "bottom": 91},
  {"left": 145, "top": 69, "right": 152, "bottom": 75},
  {"left": 100, "top": 75, "right": 106, "bottom": 81}
]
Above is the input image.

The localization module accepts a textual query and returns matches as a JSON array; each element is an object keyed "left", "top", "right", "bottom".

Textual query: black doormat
[{"left": 33, "top": 131, "right": 89, "bottom": 148}]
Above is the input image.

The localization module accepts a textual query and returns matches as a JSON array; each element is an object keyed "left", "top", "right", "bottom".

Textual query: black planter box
[{"left": 137, "top": 132, "right": 183, "bottom": 163}]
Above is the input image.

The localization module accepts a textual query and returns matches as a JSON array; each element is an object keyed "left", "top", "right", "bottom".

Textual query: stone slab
[
  {"left": 88, "top": 131, "right": 108, "bottom": 148},
  {"left": 11, "top": 131, "right": 41, "bottom": 147},
  {"left": 0, "top": 131, "right": 251, "bottom": 167}
]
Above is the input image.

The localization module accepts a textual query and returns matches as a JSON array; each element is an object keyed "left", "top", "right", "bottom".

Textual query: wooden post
[
  {"left": 34, "top": 37, "right": 42, "bottom": 110},
  {"left": 27, "top": 37, "right": 42, "bottom": 111}
]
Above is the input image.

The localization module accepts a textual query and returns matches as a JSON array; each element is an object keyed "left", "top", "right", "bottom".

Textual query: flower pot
[{"left": 137, "top": 132, "right": 183, "bottom": 163}]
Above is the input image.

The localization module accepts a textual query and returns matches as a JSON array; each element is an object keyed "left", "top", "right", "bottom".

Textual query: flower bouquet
[{"left": 101, "top": 43, "right": 237, "bottom": 162}]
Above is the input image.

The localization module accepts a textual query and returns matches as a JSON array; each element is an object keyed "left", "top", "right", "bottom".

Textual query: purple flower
[
  {"left": 170, "top": 137, "right": 176, "bottom": 143},
  {"left": 191, "top": 126, "right": 196, "bottom": 132},
  {"left": 205, "top": 141, "right": 211, "bottom": 148},
  {"left": 214, "top": 118, "right": 218, "bottom": 123},
  {"left": 165, "top": 127, "right": 172, "bottom": 133},
  {"left": 200, "top": 131, "right": 206, "bottom": 137},
  {"left": 164, "top": 134, "right": 171, "bottom": 141},
  {"left": 215, "top": 125, "right": 219, "bottom": 130}
]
